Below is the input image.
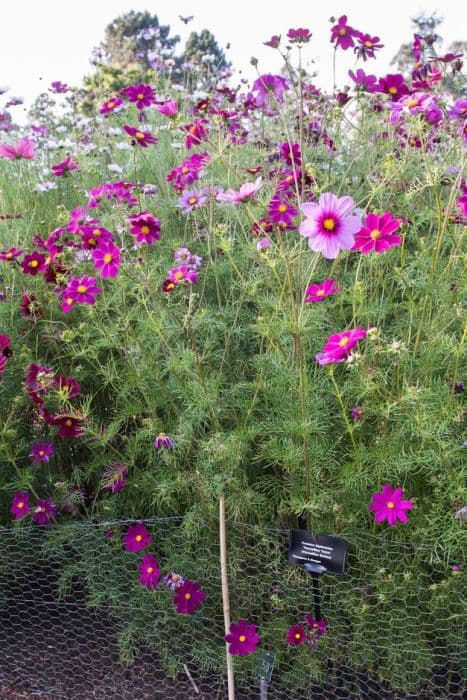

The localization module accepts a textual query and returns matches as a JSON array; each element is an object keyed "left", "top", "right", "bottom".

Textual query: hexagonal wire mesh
[{"left": 0, "top": 518, "right": 465, "bottom": 699}]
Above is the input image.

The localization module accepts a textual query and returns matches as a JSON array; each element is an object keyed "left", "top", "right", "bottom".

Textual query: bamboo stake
[{"left": 219, "top": 491, "right": 235, "bottom": 700}]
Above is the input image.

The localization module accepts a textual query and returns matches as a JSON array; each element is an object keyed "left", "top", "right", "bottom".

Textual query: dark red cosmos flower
[
  {"left": 181, "top": 119, "right": 210, "bottom": 150},
  {"left": 53, "top": 411, "right": 85, "bottom": 438}
]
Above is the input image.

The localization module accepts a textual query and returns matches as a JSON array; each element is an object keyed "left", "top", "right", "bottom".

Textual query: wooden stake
[{"left": 219, "top": 491, "right": 235, "bottom": 700}]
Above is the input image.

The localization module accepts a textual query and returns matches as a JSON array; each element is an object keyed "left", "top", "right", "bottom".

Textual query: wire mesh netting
[{"left": 0, "top": 517, "right": 465, "bottom": 699}]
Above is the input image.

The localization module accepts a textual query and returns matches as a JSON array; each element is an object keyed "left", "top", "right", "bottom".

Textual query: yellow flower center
[
  {"left": 407, "top": 99, "right": 419, "bottom": 108},
  {"left": 77, "top": 285, "right": 87, "bottom": 293},
  {"left": 181, "top": 167, "right": 189, "bottom": 174},
  {"left": 189, "top": 125, "right": 197, "bottom": 134},
  {"left": 108, "top": 101, "right": 115, "bottom": 109},
  {"left": 338, "top": 336, "right": 350, "bottom": 347},
  {"left": 370, "top": 229, "right": 381, "bottom": 240},
  {"left": 184, "top": 592, "right": 191, "bottom": 600},
  {"left": 92, "top": 229, "right": 101, "bottom": 236},
  {"left": 65, "top": 298, "right": 73, "bottom": 306},
  {"left": 39, "top": 450, "right": 45, "bottom": 456},
  {"left": 387, "top": 501, "right": 395, "bottom": 509},
  {"left": 17, "top": 502, "right": 24, "bottom": 509},
  {"left": 323, "top": 218, "right": 336, "bottom": 231},
  {"left": 103, "top": 254, "right": 113, "bottom": 264},
  {"left": 88, "top": 238, "right": 96, "bottom": 246},
  {"left": 339, "top": 28, "right": 347, "bottom": 36},
  {"left": 135, "top": 534, "right": 142, "bottom": 542},
  {"left": 65, "top": 419, "right": 73, "bottom": 427},
  {"left": 364, "top": 40, "right": 373, "bottom": 48},
  {"left": 388, "top": 87, "right": 398, "bottom": 95},
  {"left": 278, "top": 204, "right": 287, "bottom": 213},
  {"left": 147, "top": 567, "right": 154, "bottom": 574},
  {"left": 175, "top": 271, "right": 184, "bottom": 281},
  {"left": 40, "top": 507, "right": 46, "bottom": 512},
  {"left": 137, "top": 93, "right": 144, "bottom": 100},
  {"left": 135, "top": 131, "right": 145, "bottom": 140},
  {"left": 316, "top": 289, "right": 325, "bottom": 296},
  {"left": 239, "top": 635, "right": 246, "bottom": 642},
  {"left": 140, "top": 225, "right": 150, "bottom": 234},
  {"left": 294, "top": 632, "right": 301, "bottom": 639},
  {"left": 188, "top": 197, "right": 198, "bottom": 205},
  {"left": 29, "top": 260, "right": 39, "bottom": 268},
  {"left": 6, "top": 252, "right": 13, "bottom": 259}
]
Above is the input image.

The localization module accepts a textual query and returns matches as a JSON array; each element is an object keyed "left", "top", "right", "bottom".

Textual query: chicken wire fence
[{"left": 0, "top": 517, "right": 465, "bottom": 700}]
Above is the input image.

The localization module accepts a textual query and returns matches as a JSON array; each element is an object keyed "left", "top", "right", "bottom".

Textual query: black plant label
[{"left": 288, "top": 529, "right": 347, "bottom": 575}]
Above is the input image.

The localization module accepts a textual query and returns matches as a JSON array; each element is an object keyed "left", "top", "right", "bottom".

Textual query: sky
[{"left": 1, "top": 0, "right": 466, "bottom": 122}]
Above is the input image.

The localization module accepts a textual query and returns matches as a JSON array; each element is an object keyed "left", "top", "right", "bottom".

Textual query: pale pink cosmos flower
[
  {"left": 0, "top": 137, "right": 36, "bottom": 160},
  {"left": 300, "top": 193, "right": 361, "bottom": 259},
  {"left": 216, "top": 177, "right": 262, "bottom": 203}
]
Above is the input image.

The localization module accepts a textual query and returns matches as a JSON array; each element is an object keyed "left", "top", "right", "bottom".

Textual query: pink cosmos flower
[
  {"left": 217, "top": 177, "right": 262, "bottom": 203},
  {"left": 377, "top": 74, "right": 409, "bottom": 98},
  {"left": 79, "top": 225, "right": 114, "bottom": 250},
  {"left": 181, "top": 119, "right": 210, "bottom": 150},
  {"left": 331, "top": 16, "right": 357, "bottom": 50},
  {"left": 121, "top": 83, "right": 155, "bottom": 109},
  {"left": 51, "top": 156, "right": 78, "bottom": 177},
  {"left": 348, "top": 69, "right": 378, "bottom": 93},
  {"left": 0, "top": 137, "right": 36, "bottom": 160},
  {"left": 173, "top": 580, "right": 206, "bottom": 615},
  {"left": 21, "top": 252, "right": 47, "bottom": 276},
  {"left": 304, "top": 278, "right": 341, "bottom": 303},
  {"left": 305, "top": 614, "right": 328, "bottom": 636},
  {"left": 300, "top": 193, "right": 361, "bottom": 259},
  {"left": 123, "top": 125, "right": 158, "bottom": 147},
  {"left": 225, "top": 619, "right": 261, "bottom": 656},
  {"left": 60, "top": 275, "right": 101, "bottom": 313},
  {"left": 156, "top": 100, "right": 178, "bottom": 117},
  {"left": 287, "top": 28, "right": 312, "bottom": 44},
  {"left": 99, "top": 97, "right": 123, "bottom": 114},
  {"left": 370, "top": 485, "right": 413, "bottom": 526},
  {"left": 32, "top": 498, "right": 57, "bottom": 525},
  {"left": 92, "top": 241, "right": 121, "bottom": 278},
  {"left": 355, "top": 33, "right": 384, "bottom": 61},
  {"left": 269, "top": 196, "right": 298, "bottom": 227},
  {"left": 124, "top": 523, "right": 152, "bottom": 553},
  {"left": 286, "top": 624, "right": 306, "bottom": 646},
  {"left": 103, "top": 462, "right": 128, "bottom": 493},
  {"left": 30, "top": 441, "right": 55, "bottom": 464},
  {"left": 10, "top": 491, "right": 30, "bottom": 520},
  {"left": 353, "top": 213, "right": 401, "bottom": 254},
  {"left": 252, "top": 74, "right": 289, "bottom": 108},
  {"left": 128, "top": 211, "right": 161, "bottom": 244},
  {"left": 167, "top": 152, "right": 210, "bottom": 192},
  {"left": 256, "top": 237, "right": 273, "bottom": 251},
  {"left": 315, "top": 327, "right": 367, "bottom": 366},
  {"left": 168, "top": 265, "right": 199, "bottom": 285},
  {"left": 448, "top": 99, "right": 467, "bottom": 121},
  {"left": 138, "top": 554, "right": 161, "bottom": 589}
]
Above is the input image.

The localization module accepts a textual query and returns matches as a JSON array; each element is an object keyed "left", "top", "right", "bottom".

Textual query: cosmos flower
[
  {"left": 370, "top": 485, "right": 413, "bottom": 526},
  {"left": 315, "top": 327, "right": 367, "bottom": 365},
  {"left": 0, "top": 137, "right": 36, "bottom": 160},
  {"left": 21, "top": 252, "right": 47, "bottom": 276},
  {"left": 353, "top": 212, "right": 402, "bottom": 254},
  {"left": 103, "top": 462, "right": 128, "bottom": 493},
  {"left": 355, "top": 33, "right": 384, "bottom": 61},
  {"left": 124, "top": 523, "right": 152, "bottom": 553},
  {"left": 304, "top": 278, "right": 341, "bottom": 303},
  {"left": 121, "top": 83, "right": 155, "bottom": 109},
  {"left": 263, "top": 35, "right": 281, "bottom": 48},
  {"left": 138, "top": 554, "right": 161, "bottom": 589},
  {"left": 128, "top": 211, "right": 161, "bottom": 244},
  {"left": 173, "top": 580, "right": 206, "bottom": 615},
  {"left": 286, "top": 624, "right": 306, "bottom": 646},
  {"left": 348, "top": 69, "right": 378, "bottom": 92},
  {"left": 60, "top": 275, "right": 101, "bottom": 313},
  {"left": 167, "top": 152, "right": 210, "bottom": 192},
  {"left": 287, "top": 28, "right": 312, "bottom": 44},
  {"left": 181, "top": 119, "right": 210, "bottom": 149},
  {"left": 168, "top": 266, "right": 199, "bottom": 285},
  {"left": 32, "top": 498, "right": 57, "bottom": 525},
  {"left": 10, "top": 491, "right": 30, "bottom": 519},
  {"left": 156, "top": 100, "right": 178, "bottom": 117},
  {"left": 92, "top": 241, "right": 121, "bottom": 278},
  {"left": 300, "top": 193, "right": 361, "bottom": 259},
  {"left": 30, "top": 441, "right": 55, "bottom": 464},
  {"left": 305, "top": 614, "right": 328, "bottom": 636},
  {"left": 377, "top": 74, "right": 409, "bottom": 98},
  {"left": 54, "top": 412, "right": 85, "bottom": 438},
  {"left": 331, "top": 16, "right": 357, "bottom": 50},
  {"left": 123, "top": 125, "right": 158, "bottom": 147},
  {"left": 51, "top": 155, "right": 78, "bottom": 176},
  {"left": 216, "top": 177, "right": 262, "bottom": 203},
  {"left": 0, "top": 247, "right": 23, "bottom": 262},
  {"left": 163, "top": 571, "right": 185, "bottom": 591},
  {"left": 268, "top": 196, "right": 298, "bottom": 227},
  {"left": 178, "top": 188, "right": 209, "bottom": 214},
  {"left": 225, "top": 619, "right": 261, "bottom": 656},
  {"left": 99, "top": 97, "right": 123, "bottom": 114},
  {"left": 252, "top": 74, "right": 289, "bottom": 108}
]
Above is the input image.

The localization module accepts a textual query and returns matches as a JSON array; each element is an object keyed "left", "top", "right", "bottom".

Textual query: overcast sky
[{"left": 1, "top": 0, "right": 465, "bottom": 121}]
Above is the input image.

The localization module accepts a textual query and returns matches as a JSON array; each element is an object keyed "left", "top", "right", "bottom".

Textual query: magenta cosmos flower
[
  {"left": 286, "top": 624, "right": 306, "bottom": 646},
  {"left": 138, "top": 554, "right": 161, "bottom": 589},
  {"left": 92, "top": 241, "right": 121, "bottom": 278},
  {"left": 287, "top": 28, "right": 312, "bottom": 44},
  {"left": 156, "top": 100, "right": 178, "bottom": 117},
  {"left": 355, "top": 33, "right": 384, "bottom": 61},
  {"left": 377, "top": 73, "right": 409, "bottom": 98},
  {"left": 0, "top": 137, "right": 36, "bottom": 160},
  {"left": 0, "top": 246, "right": 23, "bottom": 262},
  {"left": 269, "top": 196, "right": 298, "bottom": 228},
  {"left": 168, "top": 266, "right": 199, "bottom": 285},
  {"left": 121, "top": 83, "right": 155, "bottom": 109},
  {"left": 225, "top": 619, "right": 261, "bottom": 656},
  {"left": 173, "top": 580, "right": 206, "bottom": 615},
  {"left": 252, "top": 74, "right": 289, "bottom": 108},
  {"left": 370, "top": 485, "right": 413, "bottom": 526},
  {"left": 123, "top": 125, "right": 158, "bottom": 147},
  {"left": 217, "top": 177, "right": 262, "bottom": 203},
  {"left": 300, "top": 193, "right": 361, "bottom": 259},
  {"left": 305, "top": 614, "right": 328, "bottom": 636},
  {"left": 99, "top": 97, "right": 123, "bottom": 114},
  {"left": 21, "top": 251, "right": 47, "bottom": 276},
  {"left": 331, "top": 16, "right": 357, "bottom": 50},
  {"left": 264, "top": 35, "right": 281, "bottom": 49},
  {"left": 54, "top": 412, "right": 85, "bottom": 438},
  {"left": 51, "top": 155, "right": 78, "bottom": 177},
  {"left": 60, "top": 275, "right": 101, "bottom": 313},
  {"left": 103, "top": 462, "right": 128, "bottom": 493},
  {"left": 10, "top": 491, "right": 30, "bottom": 519},
  {"left": 128, "top": 211, "right": 161, "bottom": 244},
  {"left": 353, "top": 212, "right": 401, "bottom": 254},
  {"left": 124, "top": 523, "right": 152, "bottom": 553},
  {"left": 30, "top": 441, "right": 55, "bottom": 464},
  {"left": 181, "top": 119, "right": 210, "bottom": 150},
  {"left": 304, "top": 278, "right": 341, "bottom": 303},
  {"left": 315, "top": 327, "right": 367, "bottom": 366},
  {"left": 32, "top": 498, "right": 57, "bottom": 525}
]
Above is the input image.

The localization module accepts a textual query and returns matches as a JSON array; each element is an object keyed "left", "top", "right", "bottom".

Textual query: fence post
[{"left": 219, "top": 491, "right": 235, "bottom": 699}]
